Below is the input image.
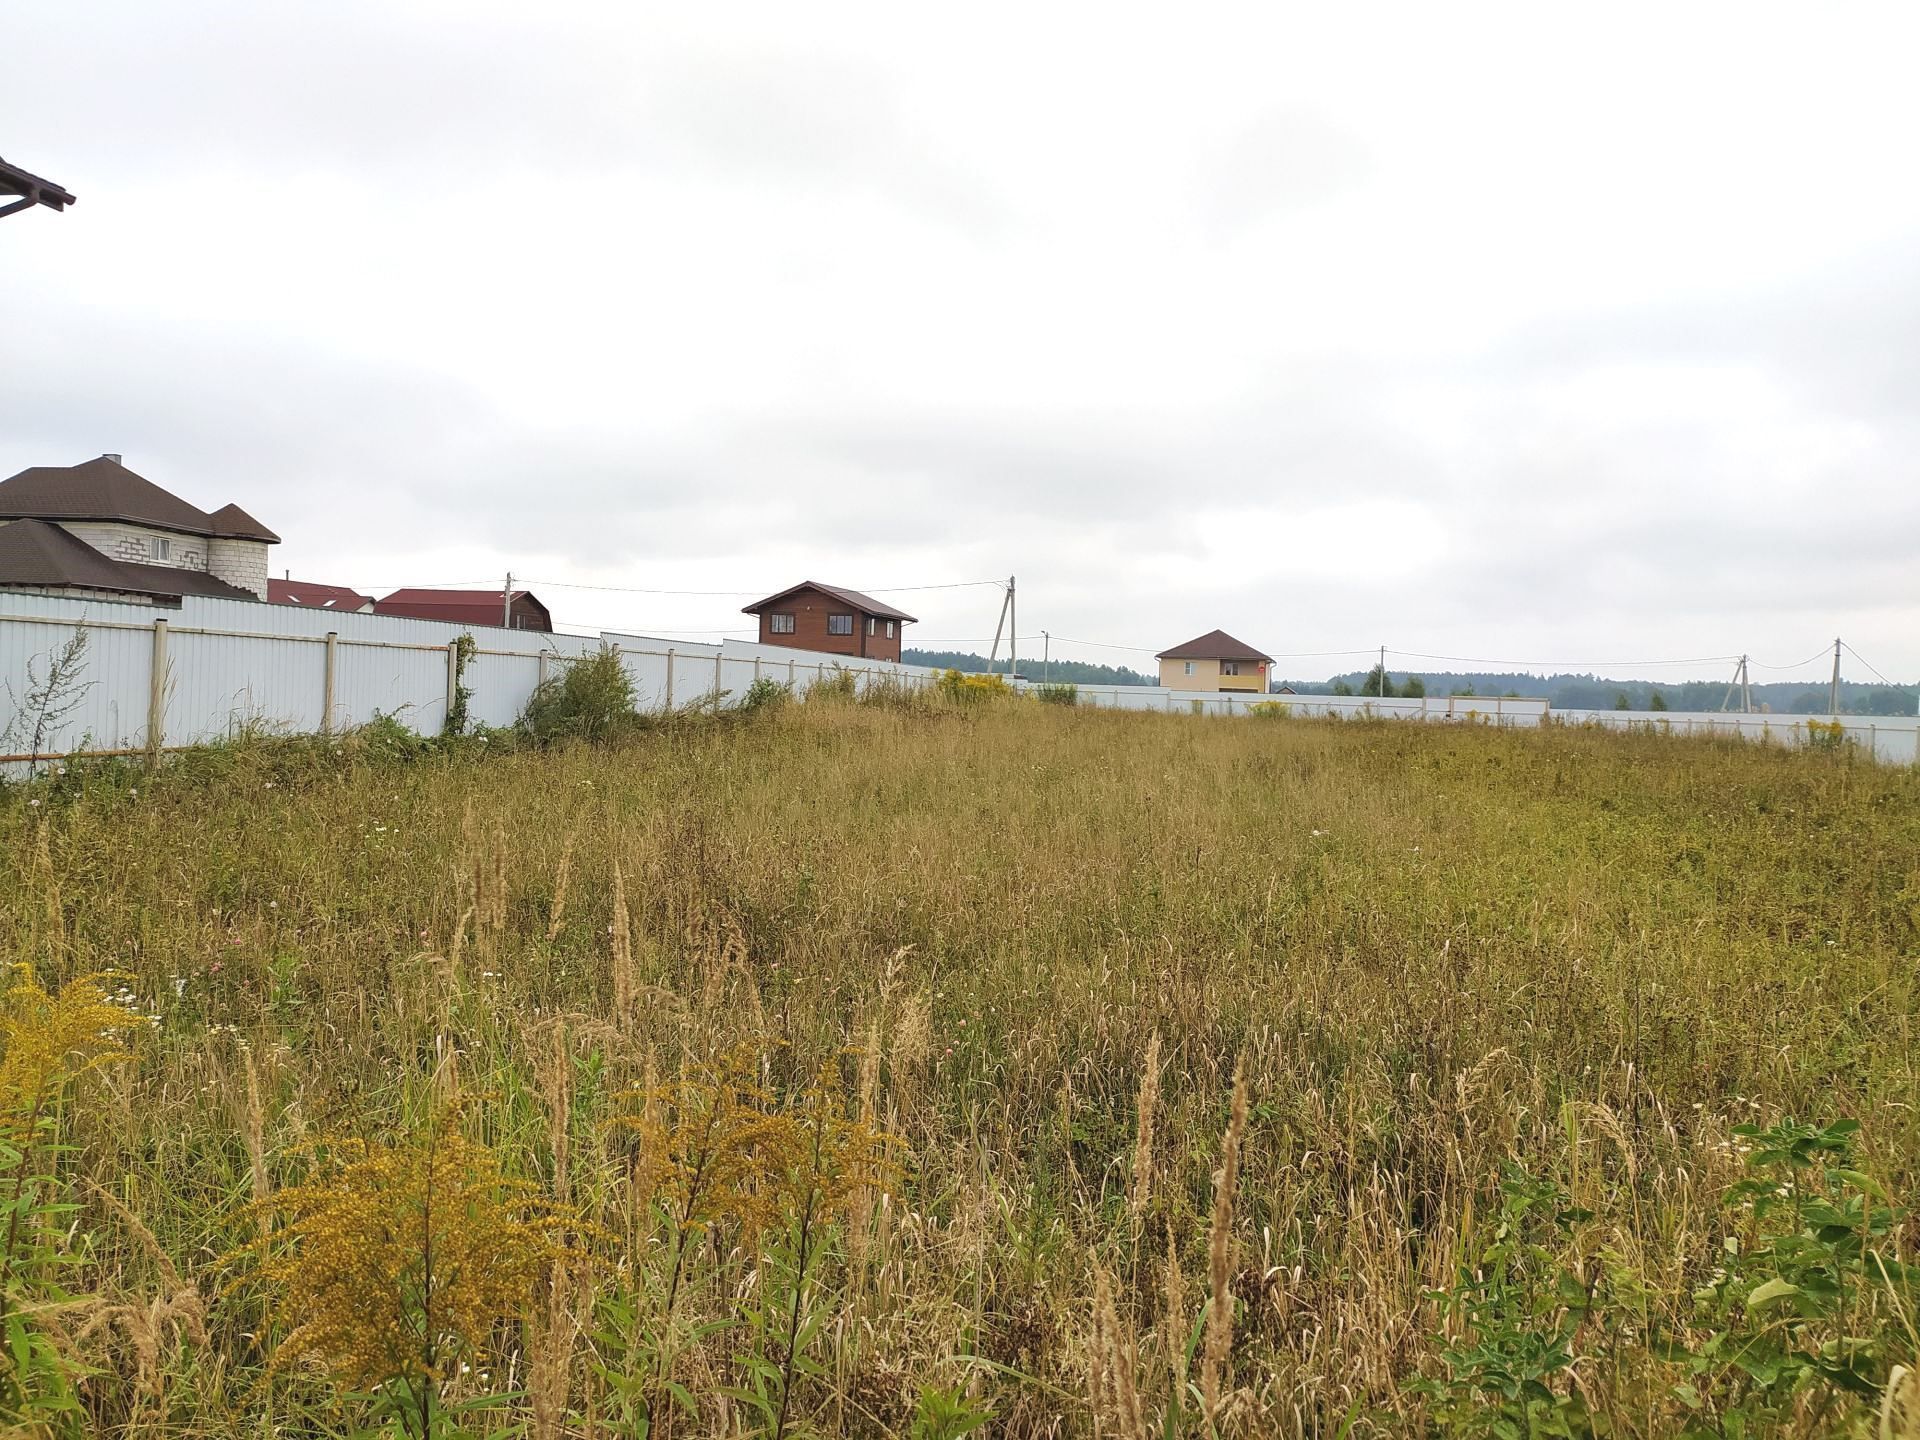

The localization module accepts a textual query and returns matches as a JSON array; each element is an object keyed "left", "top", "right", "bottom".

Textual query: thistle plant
[{"left": 236, "top": 1111, "right": 576, "bottom": 1439}]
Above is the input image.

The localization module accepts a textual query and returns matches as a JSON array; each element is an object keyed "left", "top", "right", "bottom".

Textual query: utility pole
[
  {"left": 987, "top": 575, "right": 1014, "bottom": 676},
  {"left": 502, "top": 571, "right": 513, "bottom": 629},
  {"left": 1740, "top": 654, "right": 1751, "bottom": 714},
  {"left": 1829, "top": 637, "right": 1842, "bottom": 717},
  {"left": 1009, "top": 575, "right": 1017, "bottom": 686},
  {"left": 1043, "top": 630, "right": 1051, "bottom": 685},
  {"left": 1378, "top": 644, "right": 1386, "bottom": 698}
]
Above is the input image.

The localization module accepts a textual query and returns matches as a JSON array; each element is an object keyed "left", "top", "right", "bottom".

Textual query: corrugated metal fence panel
[
  {"left": 0, "top": 606, "right": 159, "bottom": 753},
  {"left": 332, "top": 640, "right": 458, "bottom": 732},
  {"left": 1552, "top": 710, "right": 1920, "bottom": 764},
  {"left": 166, "top": 626, "right": 327, "bottom": 741}
]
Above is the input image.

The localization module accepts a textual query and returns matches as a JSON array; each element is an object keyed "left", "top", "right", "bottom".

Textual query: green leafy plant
[
  {"left": 1034, "top": 683, "right": 1077, "bottom": 707},
  {"left": 1416, "top": 1163, "right": 1601, "bottom": 1438},
  {"left": 1675, "top": 1117, "right": 1914, "bottom": 1434},
  {"left": 442, "top": 634, "right": 478, "bottom": 737},
  {"left": 520, "top": 645, "right": 640, "bottom": 744},
  {"left": 740, "top": 676, "right": 791, "bottom": 714},
  {"left": 807, "top": 667, "right": 859, "bottom": 704},
  {"left": 907, "top": 1383, "right": 994, "bottom": 1439}
]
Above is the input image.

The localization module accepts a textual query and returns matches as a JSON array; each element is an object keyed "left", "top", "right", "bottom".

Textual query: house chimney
[{"left": 100, "top": 453, "right": 123, "bottom": 464}]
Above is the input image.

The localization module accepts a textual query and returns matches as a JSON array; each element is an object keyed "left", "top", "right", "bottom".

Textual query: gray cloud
[{"left": 5, "top": 4, "right": 1919, "bottom": 677}]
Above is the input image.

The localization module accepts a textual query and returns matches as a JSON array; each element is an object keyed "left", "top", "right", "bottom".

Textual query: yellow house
[{"left": 1156, "top": 629, "right": 1273, "bottom": 693}]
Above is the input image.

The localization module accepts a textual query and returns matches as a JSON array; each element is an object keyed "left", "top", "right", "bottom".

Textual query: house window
[
  {"left": 885, "top": 621, "right": 895, "bottom": 638},
  {"left": 1183, "top": 661, "right": 1195, "bottom": 676},
  {"left": 770, "top": 613, "right": 796, "bottom": 635},
  {"left": 1222, "top": 660, "right": 1240, "bottom": 676},
  {"left": 867, "top": 617, "right": 877, "bottom": 635},
  {"left": 827, "top": 614, "right": 853, "bottom": 635},
  {"left": 151, "top": 537, "right": 171, "bottom": 561}
]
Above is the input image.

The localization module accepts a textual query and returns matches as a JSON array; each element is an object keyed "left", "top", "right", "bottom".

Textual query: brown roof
[
  {"left": 0, "top": 518, "right": 258, "bottom": 601},
  {"left": 375, "top": 588, "right": 552, "bottom": 630},
  {"left": 741, "top": 581, "right": 917, "bottom": 624},
  {"left": 0, "top": 456, "right": 281, "bottom": 542},
  {"left": 269, "top": 578, "right": 375, "bottom": 612},
  {"left": 0, "top": 157, "right": 75, "bottom": 213},
  {"left": 1155, "top": 629, "right": 1273, "bottom": 663}
]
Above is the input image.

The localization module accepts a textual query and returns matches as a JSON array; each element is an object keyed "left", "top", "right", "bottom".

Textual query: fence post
[
  {"left": 714, "top": 650, "right": 723, "bottom": 700},
  {"left": 665, "top": 649, "right": 675, "bottom": 709},
  {"left": 754, "top": 656, "right": 762, "bottom": 682},
  {"left": 321, "top": 631, "right": 338, "bottom": 735},
  {"left": 445, "top": 641, "right": 459, "bottom": 725},
  {"left": 537, "top": 651, "right": 551, "bottom": 688},
  {"left": 145, "top": 619, "right": 168, "bottom": 766}
]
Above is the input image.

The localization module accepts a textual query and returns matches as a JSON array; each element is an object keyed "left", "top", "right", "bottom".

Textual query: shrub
[
  {"left": 806, "top": 668, "right": 859, "bottom": 704},
  {"left": 1806, "top": 718, "right": 1851, "bottom": 753},
  {"left": 1034, "top": 683, "right": 1077, "bottom": 707},
  {"left": 519, "top": 645, "right": 639, "bottom": 744},
  {"left": 740, "top": 677, "right": 791, "bottom": 714},
  {"left": 936, "top": 669, "right": 1009, "bottom": 704},
  {"left": 1249, "top": 701, "right": 1290, "bottom": 720}
]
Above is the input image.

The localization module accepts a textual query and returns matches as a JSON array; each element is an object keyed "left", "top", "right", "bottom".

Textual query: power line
[
  {"left": 1749, "top": 646, "right": 1836, "bottom": 671},
  {"left": 1840, "top": 641, "right": 1899, "bottom": 689},
  {"left": 522, "top": 577, "right": 1005, "bottom": 597},
  {"left": 1388, "top": 649, "right": 1741, "bottom": 670}
]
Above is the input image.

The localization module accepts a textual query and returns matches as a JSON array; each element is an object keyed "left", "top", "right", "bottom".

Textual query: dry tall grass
[{"left": 0, "top": 700, "right": 1916, "bottom": 1436}]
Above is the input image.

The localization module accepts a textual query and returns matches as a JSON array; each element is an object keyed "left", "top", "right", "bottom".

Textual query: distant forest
[
  {"left": 1287, "top": 670, "right": 1918, "bottom": 716},
  {"left": 909, "top": 649, "right": 1915, "bottom": 714},
  {"left": 904, "top": 648, "right": 1155, "bottom": 687}
]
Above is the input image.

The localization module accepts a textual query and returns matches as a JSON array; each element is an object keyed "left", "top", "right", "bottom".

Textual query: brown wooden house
[{"left": 742, "top": 582, "right": 915, "bottom": 662}]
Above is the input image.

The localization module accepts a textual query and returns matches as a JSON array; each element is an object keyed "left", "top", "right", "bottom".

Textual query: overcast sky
[{"left": 6, "top": 3, "right": 1917, "bottom": 682}]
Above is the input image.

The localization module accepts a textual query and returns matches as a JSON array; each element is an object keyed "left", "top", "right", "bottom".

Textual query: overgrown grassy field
[{"left": 2, "top": 697, "right": 1917, "bottom": 1437}]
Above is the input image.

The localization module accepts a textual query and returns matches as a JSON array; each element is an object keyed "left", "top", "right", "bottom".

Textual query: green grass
[{"left": 1, "top": 702, "right": 1916, "bottom": 1437}]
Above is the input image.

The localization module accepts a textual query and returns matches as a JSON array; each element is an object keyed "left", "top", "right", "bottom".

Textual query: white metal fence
[
  {"left": 0, "top": 593, "right": 944, "bottom": 764},
  {"left": 1, "top": 592, "right": 1911, "bottom": 766}
]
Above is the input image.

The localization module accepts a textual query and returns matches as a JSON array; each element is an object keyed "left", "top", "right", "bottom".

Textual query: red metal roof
[
  {"left": 269, "top": 578, "right": 374, "bottom": 612},
  {"left": 374, "top": 587, "right": 551, "bottom": 630}
]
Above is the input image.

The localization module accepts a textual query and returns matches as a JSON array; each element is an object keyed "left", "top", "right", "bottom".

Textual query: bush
[
  {"left": 519, "top": 645, "right": 640, "bottom": 744},
  {"left": 1034, "top": 683, "right": 1077, "bottom": 707},
  {"left": 1805, "top": 718, "right": 1851, "bottom": 753},
  {"left": 937, "top": 669, "right": 1009, "bottom": 704},
  {"left": 806, "top": 667, "right": 859, "bottom": 704},
  {"left": 739, "top": 676, "right": 791, "bottom": 714},
  {"left": 1249, "top": 701, "right": 1290, "bottom": 720}
]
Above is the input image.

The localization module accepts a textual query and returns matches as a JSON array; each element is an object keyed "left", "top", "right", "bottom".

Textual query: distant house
[
  {"left": 375, "top": 587, "right": 552, "bottom": 632},
  {"left": 0, "top": 454, "right": 278, "bottom": 604},
  {"left": 269, "top": 578, "right": 375, "bottom": 614},
  {"left": 1156, "top": 629, "right": 1272, "bottom": 693},
  {"left": 741, "top": 581, "right": 915, "bottom": 662}
]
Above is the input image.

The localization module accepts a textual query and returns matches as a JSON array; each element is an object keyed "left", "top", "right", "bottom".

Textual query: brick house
[
  {"left": 0, "top": 454, "right": 278, "bottom": 603},
  {"left": 1156, "top": 629, "right": 1272, "bottom": 692},
  {"left": 375, "top": 587, "right": 552, "bottom": 632},
  {"left": 742, "top": 582, "right": 915, "bottom": 662}
]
